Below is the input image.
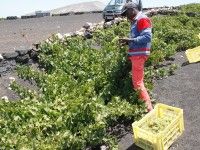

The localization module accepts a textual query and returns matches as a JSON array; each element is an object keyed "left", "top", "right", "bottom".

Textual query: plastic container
[
  {"left": 185, "top": 46, "right": 200, "bottom": 63},
  {"left": 132, "top": 103, "right": 184, "bottom": 150}
]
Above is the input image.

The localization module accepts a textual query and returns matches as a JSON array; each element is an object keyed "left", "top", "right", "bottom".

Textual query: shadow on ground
[{"left": 126, "top": 144, "right": 143, "bottom": 150}]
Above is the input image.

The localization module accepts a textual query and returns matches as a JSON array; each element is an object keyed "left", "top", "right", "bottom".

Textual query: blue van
[
  {"left": 103, "top": 0, "right": 142, "bottom": 21},
  {"left": 103, "top": 0, "right": 126, "bottom": 21}
]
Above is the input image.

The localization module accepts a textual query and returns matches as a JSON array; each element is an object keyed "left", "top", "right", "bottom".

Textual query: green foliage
[
  {"left": 149, "top": 11, "right": 200, "bottom": 65},
  {"left": 180, "top": 3, "right": 200, "bottom": 13},
  {"left": 0, "top": 21, "right": 145, "bottom": 149}
]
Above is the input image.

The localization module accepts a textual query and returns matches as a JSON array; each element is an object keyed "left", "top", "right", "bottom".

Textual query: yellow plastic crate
[
  {"left": 132, "top": 103, "right": 184, "bottom": 150},
  {"left": 185, "top": 46, "right": 200, "bottom": 63}
]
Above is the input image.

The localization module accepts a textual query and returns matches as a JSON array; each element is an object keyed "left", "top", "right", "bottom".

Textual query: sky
[{"left": 0, "top": 0, "right": 199, "bottom": 18}]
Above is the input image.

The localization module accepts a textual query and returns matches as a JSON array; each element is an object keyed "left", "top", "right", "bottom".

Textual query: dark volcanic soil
[{"left": 0, "top": 13, "right": 103, "bottom": 53}]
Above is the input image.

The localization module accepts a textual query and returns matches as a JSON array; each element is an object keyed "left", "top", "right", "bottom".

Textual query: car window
[
  {"left": 109, "top": 0, "right": 115, "bottom": 5},
  {"left": 116, "top": 0, "right": 124, "bottom": 4},
  {"left": 109, "top": 0, "right": 125, "bottom": 5}
]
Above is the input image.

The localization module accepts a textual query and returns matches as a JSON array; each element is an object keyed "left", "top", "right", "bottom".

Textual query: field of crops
[{"left": 0, "top": 4, "right": 200, "bottom": 149}]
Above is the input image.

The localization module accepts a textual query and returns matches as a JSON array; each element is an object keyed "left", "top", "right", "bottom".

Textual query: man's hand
[{"left": 119, "top": 38, "right": 131, "bottom": 46}]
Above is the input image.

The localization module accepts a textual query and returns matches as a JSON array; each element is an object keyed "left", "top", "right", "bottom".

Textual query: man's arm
[
  {"left": 119, "top": 18, "right": 152, "bottom": 45},
  {"left": 133, "top": 18, "right": 152, "bottom": 44}
]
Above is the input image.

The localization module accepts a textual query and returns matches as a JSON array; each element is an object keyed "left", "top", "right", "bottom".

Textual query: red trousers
[{"left": 129, "top": 56, "right": 150, "bottom": 102}]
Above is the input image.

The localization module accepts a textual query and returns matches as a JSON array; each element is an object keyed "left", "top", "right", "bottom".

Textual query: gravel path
[
  {"left": 0, "top": 13, "right": 103, "bottom": 53},
  {"left": 119, "top": 51, "right": 200, "bottom": 150}
]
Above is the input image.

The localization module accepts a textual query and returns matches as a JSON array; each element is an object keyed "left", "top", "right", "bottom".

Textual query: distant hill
[
  {"left": 22, "top": 1, "right": 106, "bottom": 17},
  {"left": 50, "top": 1, "right": 106, "bottom": 15}
]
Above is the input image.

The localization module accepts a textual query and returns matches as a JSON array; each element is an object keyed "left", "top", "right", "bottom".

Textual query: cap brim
[{"left": 121, "top": 9, "right": 127, "bottom": 16}]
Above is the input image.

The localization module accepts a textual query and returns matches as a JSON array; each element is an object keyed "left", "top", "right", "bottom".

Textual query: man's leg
[{"left": 130, "top": 56, "right": 153, "bottom": 111}]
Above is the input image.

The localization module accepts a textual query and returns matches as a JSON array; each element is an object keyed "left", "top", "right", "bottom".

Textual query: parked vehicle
[
  {"left": 103, "top": 0, "right": 126, "bottom": 22},
  {"left": 103, "top": 0, "right": 142, "bottom": 22}
]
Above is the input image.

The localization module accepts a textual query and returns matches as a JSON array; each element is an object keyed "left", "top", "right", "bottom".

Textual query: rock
[
  {"left": 55, "top": 33, "right": 63, "bottom": 39},
  {"left": 150, "top": 9, "right": 157, "bottom": 14},
  {"left": 111, "top": 20, "right": 117, "bottom": 25},
  {"left": 145, "top": 9, "right": 158, "bottom": 17},
  {"left": 145, "top": 11, "right": 154, "bottom": 17},
  {"left": 104, "top": 21, "right": 112, "bottom": 28},
  {"left": 33, "top": 43, "right": 40, "bottom": 49},
  {"left": 75, "top": 31, "right": 84, "bottom": 36},
  {"left": 96, "top": 21, "right": 104, "bottom": 29},
  {"left": 92, "top": 23, "right": 97, "bottom": 27},
  {"left": 29, "top": 50, "right": 39, "bottom": 61},
  {"left": 78, "top": 27, "right": 85, "bottom": 33},
  {"left": 2, "top": 52, "right": 19, "bottom": 60},
  {"left": 96, "top": 24, "right": 104, "bottom": 29},
  {"left": 157, "top": 9, "right": 179, "bottom": 16},
  {"left": 83, "top": 22, "right": 92, "bottom": 29},
  {"left": 16, "top": 54, "right": 30, "bottom": 64},
  {"left": 0, "top": 67, "right": 7, "bottom": 73},
  {"left": 9, "top": 77, "right": 16, "bottom": 82},
  {"left": 98, "top": 21, "right": 105, "bottom": 26},
  {"left": 63, "top": 33, "right": 72, "bottom": 38},
  {"left": 45, "top": 38, "right": 52, "bottom": 44},
  {"left": 70, "top": 32, "right": 78, "bottom": 37},
  {"left": 15, "top": 49, "right": 30, "bottom": 56},
  {"left": 0, "top": 60, "right": 16, "bottom": 75},
  {"left": 10, "top": 60, "right": 17, "bottom": 66},
  {"left": 90, "top": 23, "right": 97, "bottom": 30},
  {"left": 84, "top": 30, "right": 93, "bottom": 39},
  {"left": 112, "top": 17, "right": 122, "bottom": 24}
]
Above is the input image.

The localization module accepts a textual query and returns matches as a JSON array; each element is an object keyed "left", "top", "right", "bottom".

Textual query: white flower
[{"left": 9, "top": 77, "right": 16, "bottom": 82}]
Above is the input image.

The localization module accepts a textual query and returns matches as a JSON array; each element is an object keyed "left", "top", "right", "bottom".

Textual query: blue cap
[{"left": 121, "top": 0, "right": 143, "bottom": 16}]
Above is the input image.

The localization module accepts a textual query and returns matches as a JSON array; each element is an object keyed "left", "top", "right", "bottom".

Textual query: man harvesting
[{"left": 119, "top": 0, "right": 153, "bottom": 112}]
